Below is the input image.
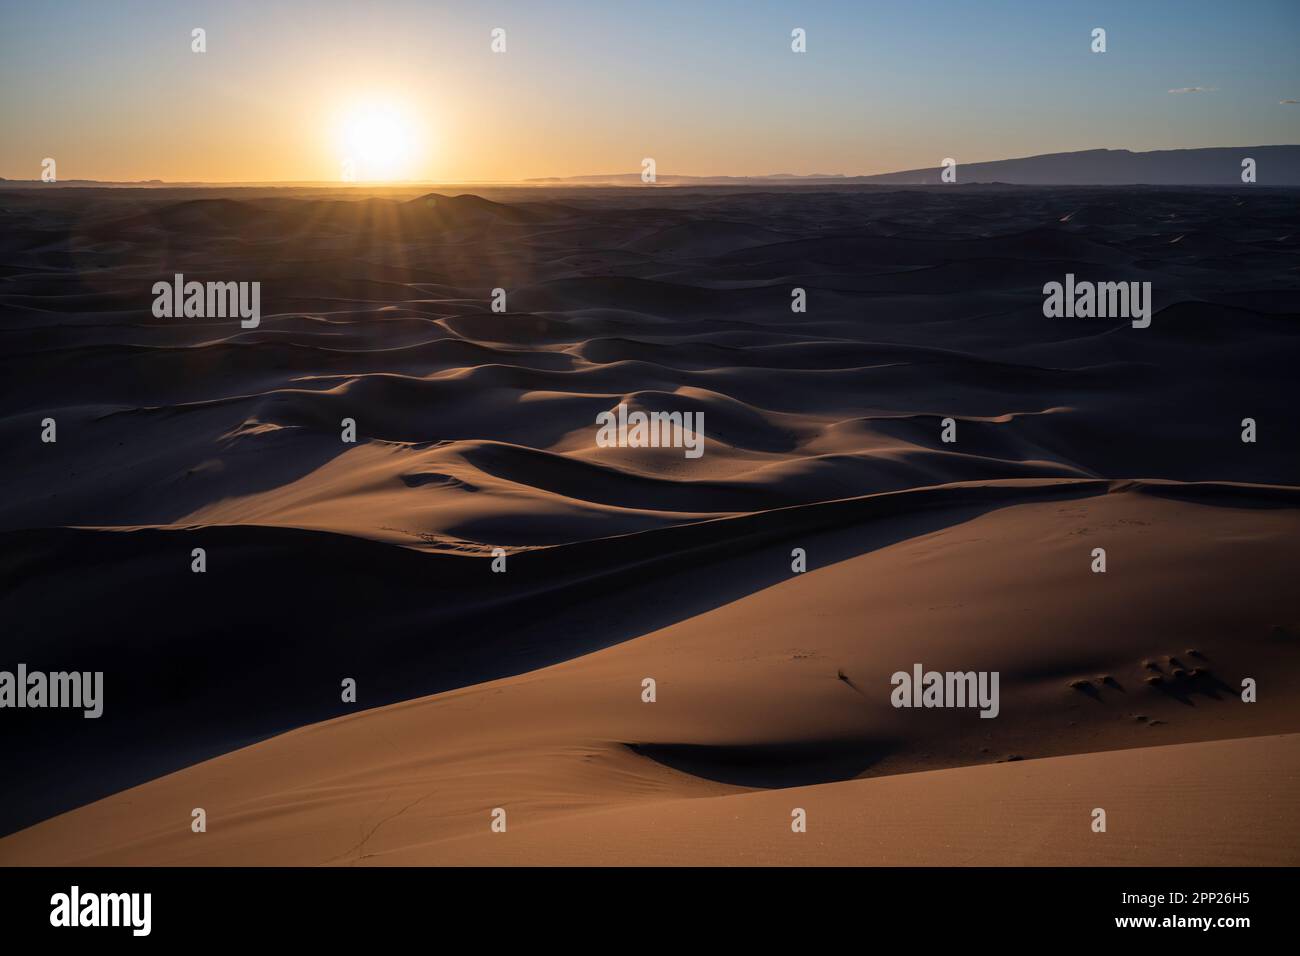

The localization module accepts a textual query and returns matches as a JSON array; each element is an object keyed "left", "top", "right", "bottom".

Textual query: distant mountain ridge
[
  {"left": 528, "top": 146, "right": 1300, "bottom": 186},
  {"left": 860, "top": 146, "right": 1300, "bottom": 185}
]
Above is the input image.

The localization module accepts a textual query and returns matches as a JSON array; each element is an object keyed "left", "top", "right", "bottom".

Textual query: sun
[{"left": 337, "top": 101, "right": 420, "bottom": 181}]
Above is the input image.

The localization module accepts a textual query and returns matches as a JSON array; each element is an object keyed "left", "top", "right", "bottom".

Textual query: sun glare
[{"left": 337, "top": 101, "right": 421, "bottom": 181}]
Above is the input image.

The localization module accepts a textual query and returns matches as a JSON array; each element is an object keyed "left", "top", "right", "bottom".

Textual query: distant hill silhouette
[
  {"left": 528, "top": 146, "right": 1300, "bottom": 186},
  {"left": 861, "top": 146, "right": 1300, "bottom": 185}
]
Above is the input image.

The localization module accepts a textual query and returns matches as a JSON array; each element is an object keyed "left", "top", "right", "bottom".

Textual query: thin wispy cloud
[{"left": 1168, "top": 86, "right": 1217, "bottom": 94}]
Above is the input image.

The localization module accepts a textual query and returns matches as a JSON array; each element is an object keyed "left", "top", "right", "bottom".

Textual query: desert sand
[{"left": 1, "top": 184, "right": 1297, "bottom": 864}]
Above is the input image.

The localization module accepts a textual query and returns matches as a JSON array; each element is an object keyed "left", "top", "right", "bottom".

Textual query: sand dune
[
  {"left": 17, "top": 733, "right": 1288, "bottom": 866},
  {"left": 1, "top": 184, "right": 1297, "bottom": 863}
]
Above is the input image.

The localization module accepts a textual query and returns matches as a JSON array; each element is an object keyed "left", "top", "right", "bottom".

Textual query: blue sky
[{"left": 1, "top": 0, "right": 1297, "bottom": 181}]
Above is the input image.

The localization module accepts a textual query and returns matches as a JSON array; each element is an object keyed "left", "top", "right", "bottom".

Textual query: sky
[{"left": 1, "top": 0, "right": 1298, "bottom": 183}]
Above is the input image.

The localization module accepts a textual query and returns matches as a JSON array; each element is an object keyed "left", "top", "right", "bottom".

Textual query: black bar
[{"left": 0, "top": 867, "right": 1280, "bottom": 941}]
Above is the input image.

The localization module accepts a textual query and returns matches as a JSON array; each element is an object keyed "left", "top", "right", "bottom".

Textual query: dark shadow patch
[
  {"left": 400, "top": 472, "right": 478, "bottom": 491},
  {"left": 1145, "top": 667, "right": 1235, "bottom": 706},
  {"left": 625, "top": 739, "right": 890, "bottom": 789}
]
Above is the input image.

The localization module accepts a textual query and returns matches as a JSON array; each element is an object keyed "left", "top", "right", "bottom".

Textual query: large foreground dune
[{"left": 3, "top": 483, "right": 1298, "bottom": 865}]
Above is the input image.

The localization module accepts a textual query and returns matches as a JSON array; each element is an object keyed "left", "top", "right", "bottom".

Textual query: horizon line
[{"left": 9, "top": 144, "right": 1300, "bottom": 188}]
